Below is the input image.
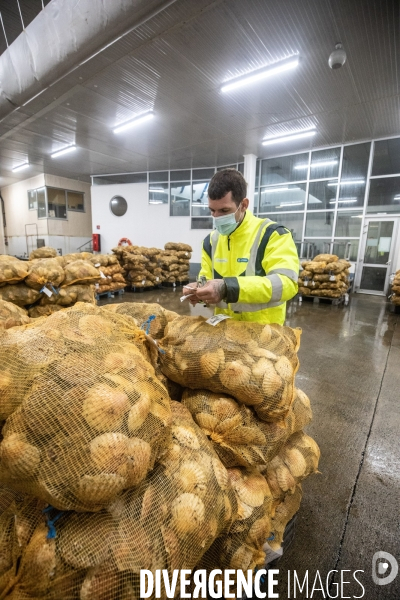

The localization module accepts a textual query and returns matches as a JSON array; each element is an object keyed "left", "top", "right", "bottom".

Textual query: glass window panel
[
  {"left": 259, "top": 183, "right": 306, "bottom": 213},
  {"left": 337, "top": 181, "right": 366, "bottom": 208},
  {"left": 28, "top": 190, "right": 37, "bottom": 210},
  {"left": 191, "top": 217, "right": 213, "bottom": 229},
  {"left": 255, "top": 160, "right": 260, "bottom": 188},
  {"left": 360, "top": 266, "right": 387, "bottom": 292},
  {"left": 333, "top": 239, "right": 359, "bottom": 261},
  {"left": 305, "top": 211, "right": 334, "bottom": 237},
  {"left": 238, "top": 162, "right": 244, "bottom": 174},
  {"left": 308, "top": 180, "right": 337, "bottom": 210},
  {"left": 192, "top": 168, "right": 214, "bottom": 180},
  {"left": 149, "top": 171, "right": 168, "bottom": 183},
  {"left": 341, "top": 142, "right": 370, "bottom": 180},
  {"left": 170, "top": 181, "right": 190, "bottom": 216},
  {"left": 92, "top": 173, "right": 147, "bottom": 185},
  {"left": 47, "top": 187, "right": 66, "bottom": 219},
  {"left": 260, "top": 212, "right": 304, "bottom": 242},
  {"left": 372, "top": 138, "right": 400, "bottom": 176},
  {"left": 149, "top": 183, "right": 168, "bottom": 204},
  {"left": 335, "top": 211, "right": 363, "bottom": 237},
  {"left": 310, "top": 147, "right": 340, "bottom": 179},
  {"left": 171, "top": 170, "right": 191, "bottom": 181},
  {"left": 363, "top": 221, "right": 394, "bottom": 265},
  {"left": 304, "top": 239, "right": 332, "bottom": 258},
  {"left": 367, "top": 177, "right": 400, "bottom": 213},
  {"left": 192, "top": 181, "right": 210, "bottom": 216},
  {"left": 67, "top": 191, "right": 84, "bottom": 211},
  {"left": 254, "top": 191, "right": 259, "bottom": 214},
  {"left": 37, "top": 188, "right": 46, "bottom": 218},
  {"left": 110, "top": 196, "right": 128, "bottom": 217},
  {"left": 261, "top": 153, "right": 309, "bottom": 185}
]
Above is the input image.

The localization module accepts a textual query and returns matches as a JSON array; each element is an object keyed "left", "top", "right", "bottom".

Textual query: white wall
[{"left": 91, "top": 182, "right": 210, "bottom": 264}]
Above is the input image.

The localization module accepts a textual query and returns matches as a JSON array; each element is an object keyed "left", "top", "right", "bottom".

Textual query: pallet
[
  {"left": 162, "top": 280, "right": 190, "bottom": 288},
  {"left": 297, "top": 292, "right": 349, "bottom": 306},
  {"left": 95, "top": 288, "right": 125, "bottom": 300}
]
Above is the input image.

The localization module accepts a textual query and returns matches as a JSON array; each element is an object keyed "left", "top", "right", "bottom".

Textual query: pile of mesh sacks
[
  {"left": 159, "top": 242, "right": 192, "bottom": 284},
  {"left": 0, "top": 302, "right": 320, "bottom": 599},
  {"left": 390, "top": 269, "right": 400, "bottom": 306},
  {"left": 298, "top": 254, "right": 351, "bottom": 298},
  {"left": 0, "top": 248, "right": 127, "bottom": 321},
  {"left": 112, "top": 246, "right": 164, "bottom": 289}
]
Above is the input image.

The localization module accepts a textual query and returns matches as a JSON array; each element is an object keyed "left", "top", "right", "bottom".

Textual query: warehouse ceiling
[{"left": 0, "top": 0, "right": 399, "bottom": 187}]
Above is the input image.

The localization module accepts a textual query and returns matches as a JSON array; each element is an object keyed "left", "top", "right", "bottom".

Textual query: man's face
[{"left": 208, "top": 191, "right": 248, "bottom": 219}]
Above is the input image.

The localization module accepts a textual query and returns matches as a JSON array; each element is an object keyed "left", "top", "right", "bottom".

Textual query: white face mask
[{"left": 213, "top": 204, "right": 242, "bottom": 235}]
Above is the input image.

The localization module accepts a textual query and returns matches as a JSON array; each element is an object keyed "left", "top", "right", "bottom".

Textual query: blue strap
[
  {"left": 141, "top": 314, "right": 156, "bottom": 335},
  {"left": 267, "top": 533, "right": 275, "bottom": 541},
  {"left": 42, "top": 505, "right": 65, "bottom": 539}
]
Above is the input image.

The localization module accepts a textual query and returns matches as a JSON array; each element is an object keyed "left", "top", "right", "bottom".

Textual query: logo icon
[
  {"left": 372, "top": 551, "right": 398, "bottom": 586},
  {"left": 237, "top": 258, "right": 249, "bottom": 263}
]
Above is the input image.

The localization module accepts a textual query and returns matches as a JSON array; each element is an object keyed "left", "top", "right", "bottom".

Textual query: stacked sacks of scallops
[
  {"left": 390, "top": 269, "right": 400, "bottom": 306},
  {"left": 160, "top": 243, "right": 192, "bottom": 284},
  {"left": 112, "top": 246, "right": 164, "bottom": 289},
  {"left": 86, "top": 254, "right": 126, "bottom": 296},
  {"left": 158, "top": 316, "right": 320, "bottom": 578},
  {"left": 298, "top": 254, "right": 351, "bottom": 299}
]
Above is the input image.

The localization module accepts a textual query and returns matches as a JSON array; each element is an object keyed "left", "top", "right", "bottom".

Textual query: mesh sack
[
  {"left": 38, "top": 284, "right": 96, "bottom": 307},
  {"left": 392, "top": 293, "right": 400, "bottom": 305},
  {"left": 323, "top": 260, "right": 350, "bottom": 274},
  {"left": 63, "top": 252, "right": 93, "bottom": 265},
  {"left": 28, "top": 247, "right": 57, "bottom": 260},
  {"left": 164, "top": 242, "right": 192, "bottom": 252},
  {"left": 62, "top": 260, "right": 102, "bottom": 287},
  {"left": 319, "top": 281, "right": 345, "bottom": 290},
  {"left": 313, "top": 254, "right": 338, "bottom": 263},
  {"left": 25, "top": 260, "right": 65, "bottom": 291},
  {"left": 0, "top": 300, "right": 30, "bottom": 330},
  {"left": 182, "top": 388, "right": 312, "bottom": 468},
  {"left": 101, "top": 265, "right": 123, "bottom": 276},
  {"left": 267, "top": 483, "right": 303, "bottom": 551},
  {"left": 28, "top": 305, "right": 64, "bottom": 318},
  {"left": 0, "top": 258, "right": 29, "bottom": 287},
  {"left": 311, "top": 289, "right": 341, "bottom": 297},
  {"left": 176, "top": 251, "right": 191, "bottom": 259},
  {"left": 391, "top": 284, "right": 400, "bottom": 294},
  {"left": 298, "top": 286, "right": 311, "bottom": 296},
  {"left": 103, "top": 302, "right": 178, "bottom": 340},
  {"left": 2, "top": 403, "right": 237, "bottom": 600},
  {"left": 305, "top": 261, "right": 327, "bottom": 273},
  {"left": 194, "top": 466, "right": 273, "bottom": 582},
  {"left": 159, "top": 317, "right": 301, "bottom": 421},
  {"left": 0, "top": 304, "right": 171, "bottom": 511}
]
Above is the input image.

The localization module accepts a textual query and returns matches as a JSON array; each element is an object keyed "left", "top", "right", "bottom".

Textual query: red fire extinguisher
[{"left": 92, "top": 233, "right": 101, "bottom": 252}]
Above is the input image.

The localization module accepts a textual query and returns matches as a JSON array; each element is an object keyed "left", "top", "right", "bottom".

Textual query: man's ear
[{"left": 242, "top": 197, "right": 250, "bottom": 210}]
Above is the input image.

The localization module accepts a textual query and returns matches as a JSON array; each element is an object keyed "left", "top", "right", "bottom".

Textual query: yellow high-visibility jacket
[{"left": 199, "top": 211, "right": 299, "bottom": 325}]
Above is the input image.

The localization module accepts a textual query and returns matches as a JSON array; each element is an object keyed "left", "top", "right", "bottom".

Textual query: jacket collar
[{"left": 228, "top": 210, "right": 256, "bottom": 238}]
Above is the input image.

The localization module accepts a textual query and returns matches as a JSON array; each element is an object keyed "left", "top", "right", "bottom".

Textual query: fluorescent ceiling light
[
  {"left": 221, "top": 56, "right": 299, "bottom": 93},
  {"left": 295, "top": 159, "right": 338, "bottom": 170},
  {"left": 12, "top": 162, "right": 29, "bottom": 172},
  {"left": 114, "top": 111, "right": 154, "bottom": 134},
  {"left": 51, "top": 145, "right": 76, "bottom": 158},
  {"left": 351, "top": 215, "right": 363, "bottom": 218},
  {"left": 149, "top": 201, "right": 164, "bottom": 205},
  {"left": 150, "top": 187, "right": 167, "bottom": 191},
  {"left": 262, "top": 127, "right": 316, "bottom": 146},
  {"left": 328, "top": 179, "right": 365, "bottom": 186},
  {"left": 262, "top": 187, "right": 289, "bottom": 193},
  {"left": 394, "top": 195, "right": 400, "bottom": 200},
  {"left": 329, "top": 198, "right": 357, "bottom": 204},
  {"left": 278, "top": 201, "right": 303, "bottom": 207}
]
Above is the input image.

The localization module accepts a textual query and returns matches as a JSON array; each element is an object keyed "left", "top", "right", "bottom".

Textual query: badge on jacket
[{"left": 237, "top": 258, "right": 249, "bottom": 263}]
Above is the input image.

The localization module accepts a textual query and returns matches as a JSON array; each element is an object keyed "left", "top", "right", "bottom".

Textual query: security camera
[{"left": 328, "top": 43, "right": 347, "bottom": 69}]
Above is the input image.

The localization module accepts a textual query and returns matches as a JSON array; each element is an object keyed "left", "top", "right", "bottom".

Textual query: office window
[
  {"left": 192, "top": 181, "right": 211, "bottom": 217},
  {"left": 367, "top": 177, "right": 400, "bottom": 214},
  {"left": 193, "top": 168, "right": 214, "bottom": 180},
  {"left": 28, "top": 190, "right": 37, "bottom": 210},
  {"left": 67, "top": 191, "right": 84, "bottom": 212},
  {"left": 308, "top": 180, "right": 337, "bottom": 210},
  {"left": 372, "top": 138, "right": 400, "bottom": 176},
  {"left": 333, "top": 239, "right": 359, "bottom": 261},
  {"left": 47, "top": 188, "right": 67, "bottom": 219},
  {"left": 37, "top": 188, "right": 47, "bottom": 218},
  {"left": 310, "top": 147, "right": 340, "bottom": 179},
  {"left": 260, "top": 212, "right": 304, "bottom": 242},
  {"left": 170, "top": 181, "right": 190, "bottom": 216},
  {"left": 304, "top": 239, "right": 332, "bottom": 258},
  {"left": 171, "top": 170, "right": 191, "bottom": 182},
  {"left": 335, "top": 211, "right": 363, "bottom": 237},
  {"left": 149, "top": 183, "right": 168, "bottom": 204},
  {"left": 259, "top": 183, "right": 306, "bottom": 213},
  {"left": 149, "top": 171, "right": 168, "bottom": 183},
  {"left": 261, "top": 153, "right": 309, "bottom": 186},
  {"left": 305, "top": 211, "right": 335, "bottom": 237}
]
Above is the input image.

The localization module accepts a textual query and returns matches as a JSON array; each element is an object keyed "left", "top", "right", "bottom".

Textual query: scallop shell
[
  {"left": 235, "top": 473, "right": 269, "bottom": 507},
  {"left": 252, "top": 347, "right": 277, "bottom": 360},
  {"left": 82, "top": 384, "right": 130, "bottom": 432},
  {"left": 121, "top": 437, "right": 152, "bottom": 487},
  {"left": 236, "top": 498, "right": 254, "bottom": 520},
  {"left": 104, "top": 349, "right": 141, "bottom": 373},
  {"left": 80, "top": 565, "right": 120, "bottom": 600},
  {"left": 171, "top": 425, "right": 200, "bottom": 449},
  {"left": 259, "top": 325, "right": 272, "bottom": 345},
  {"left": 175, "top": 461, "right": 207, "bottom": 496},
  {"left": 113, "top": 523, "right": 152, "bottom": 572},
  {"left": 74, "top": 473, "right": 126, "bottom": 505},
  {"left": 20, "top": 522, "right": 57, "bottom": 594},
  {"left": 283, "top": 447, "right": 307, "bottom": 478},
  {"left": 0, "top": 434, "right": 40, "bottom": 478},
  {"left": 170, "top": 493, "right": 205, "bottom": 534},
  {"left": 79, "top": 315, "right": 113, "bottom": 338},
  {"left": 212, "top": 397, "right": 240, "bottom": 421},
  {"left": 161, "top": 526, "right": 181, "bottom": 572},
  {"left": 127, "top": 394, "right": 152, "bottom": 431},
  {"left": 252, "top": 357, "right": 272, "bottom": 380},
  {"left": 276, "top": 465, "right": 296, "bottom": 492},
  {"left": 261, "top": 362, "right": 283, "bottom": 397},
  {"left": 246, "top": 516, "right": 272, "bottom": 546},
  {"left": 174, "top": 352, "right": 189, "bottom": 372},
  {"left": 274, "top": 356, "right": 294, "bottom": 382},
  {"left": 53, "top": 355, "right": 99, "bottom": 386},
  {"left": 58, "top": 513, "right": 115, "bottom": 569},
  {"left": 219, "top": 361, "right": 251, "bottom": 389},
  {"left": 195, "top": 412, "right": 219, "bottom": 432},
  {"left": 90, "top": 432, "right": 129, "bottom": 470},
  {"left": 211, "top": 457, "right": 229, "bottom": 490},
  {"left": 149, "top": 397, "right": 172, "bottom": 427},
  {"left": 215, "top": 413, "right": 243, "bottom": 435},
  {"left": 230, "top": 545, "right": 254, "bottom": 570},
  {"left": 199, "top": 348, "right": 224, "bottom": 379},
  {"left": 223, "top": 426, "right": 266, "bottom": 446},
  {"left": 225, "top": 323, "right": 252, "bottom": 343}
]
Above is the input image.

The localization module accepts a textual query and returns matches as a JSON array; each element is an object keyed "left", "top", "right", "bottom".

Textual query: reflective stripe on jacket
[{"left": 199, "top": 211, "right": 299, "bottom": 325}]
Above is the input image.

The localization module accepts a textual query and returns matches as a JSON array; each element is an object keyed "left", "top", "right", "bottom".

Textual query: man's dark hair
[{"left": 208, "top": 169, "right": 247, "bottom": 206}]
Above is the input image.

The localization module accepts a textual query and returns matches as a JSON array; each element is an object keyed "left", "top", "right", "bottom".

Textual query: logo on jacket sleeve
[{"left": 237, "top": 258, "right": 249, "bottom": 263}]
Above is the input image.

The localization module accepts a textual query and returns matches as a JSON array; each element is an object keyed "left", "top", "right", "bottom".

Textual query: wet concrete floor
[{"left": 100, "top": 289, "right": 400, "bottom": 599}]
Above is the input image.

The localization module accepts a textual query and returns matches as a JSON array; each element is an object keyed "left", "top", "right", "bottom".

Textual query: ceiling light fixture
[
  {"left": 149, "top": 201, "right": 164, "bottom": 205},
  {"left": 329, "top": 198, "right": 357, "bottom": 204},
  {"left": 394, "top": 195, "right": 400, "bottom": 201},
  {"left": 51, "top": 145, "right": 76, "bottom": 158},
  {"left": 328, "top": 179, "right": 365, "bottom": 186},
  {"left": 278, "top": 201, "right": 303, "bottom": 207},
  {"left": 12, "top": 162, "right": 30, "bottom": 172},
  {"left": 262, "top": 127, "right": 316, "bottom": 146},
  {"left": 295, "top": 159, "right": 338, "bottom": 169},
  {"left": 262, "top": 187, "right": 289, "bottom": 193},
  {"left": 220, "top": 56, "right": 299, "bottom": 93},
  {"left": 113, "top": 111, "right": 154, "bottom": 134}
]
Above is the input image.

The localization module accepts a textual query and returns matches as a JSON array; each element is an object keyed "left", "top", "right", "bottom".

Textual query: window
[
  {"left": 110, "top": 196, "right": 128, "bottom": 216},
  {"left": 261, "top": 212, "right": 304, "bottom": 241},
  {"left": 191, "top": 217, "right": 213, "bottom": 229},
  {"left": 149, "top": 183, "right": 168, "bottom": 204},
  {"left": 308, "top": 180, "right": 337, "bottom": 210},
  {"left": 305, "top": 211, "right": 335, "bottom": 237},
  {"left": 335, "top": 211, "right": 363, "bottom": 237},
  {"left": 372, "top": 139, "right": 400, "bottom": 176},
  {"left": 170, "top": 182, "right": 190, "bottom": 216},
  {"left": 333, "top": 240, "right": 359, "bottom": 261},
  {"left": 47, "top": 187, "right": 67, "bottom": 219},
  {"left": 37, "top": 188, "right": 47, "bottom": 218},
  {"left": 304, "top": 239, "right": 332, "bottom": 258},
  {"left": 192, "top": 181, "right": 210, "bottom": 217},
  {"left": 192, "top": 168, "right": 214, "bottom": 180},
  {"left": 310, "top": 147, "right": 340, "bottom": 179},
  {"left": 367, "top": 177, "right": 400, "bottom": 214},
  {"left": 92, "top": 173, "right": 147, "bottom": 185},
  {"left": 28, "top": 190, "right": 37, "bottom": 210},
  {"left": 259, "top": 183, "right": 306, "bottom": 213},
  {"left": 341, "top": 142, "right": 370, "bottom": 181},
  {"left": 67, "top": 191, "right": 84, "bottom": 212},
  {"left": 261, "top": 153, "right": 309, "bottom": 186},
  {"left": 149, "top": 171, "right": 168, "bottom": 183},
  {"left": 171, "top": 170, "right": 191, "bottom": 182}
]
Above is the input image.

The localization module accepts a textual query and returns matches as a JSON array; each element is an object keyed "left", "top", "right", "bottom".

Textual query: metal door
[{"left": 356, "top": 217, "right": 399, "bottom": 295}]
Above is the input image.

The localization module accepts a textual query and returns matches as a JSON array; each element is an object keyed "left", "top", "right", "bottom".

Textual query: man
[{"left": 183, "top": 169, "right": 299, "bottom": 324}]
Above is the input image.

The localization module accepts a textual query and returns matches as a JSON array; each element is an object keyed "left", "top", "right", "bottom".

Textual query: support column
[{"left": 243, "top": 153, "right": 257, "bottom": 213}]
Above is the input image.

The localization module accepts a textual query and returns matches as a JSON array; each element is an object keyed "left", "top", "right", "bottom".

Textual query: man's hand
[
  {"left": 182, "top": 282, "right": 200, "bottom": 306},
  {"left": 195, "top": 279, "right": 227, "bottom": 305}
]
